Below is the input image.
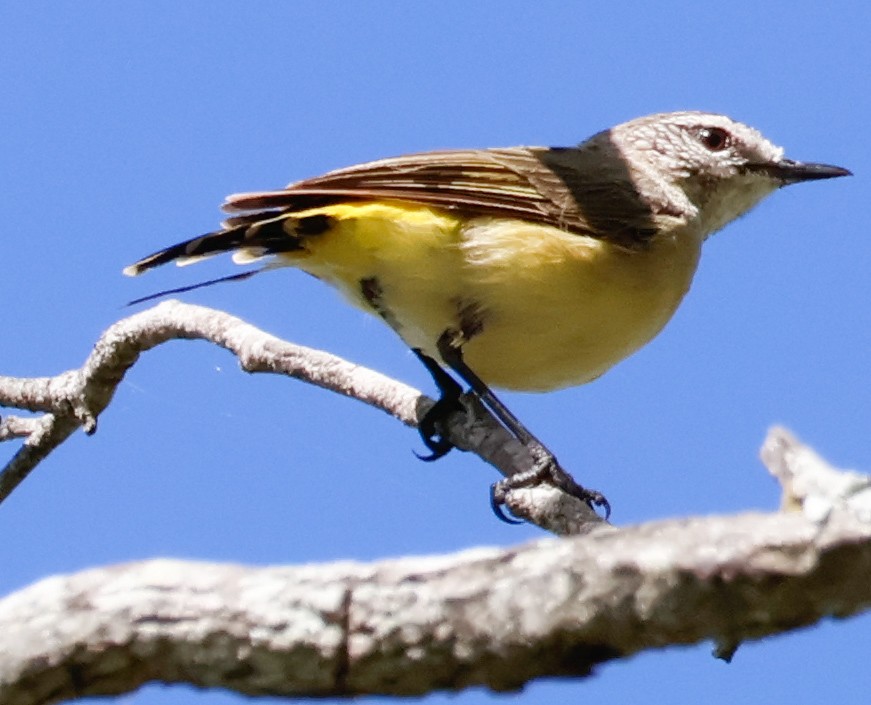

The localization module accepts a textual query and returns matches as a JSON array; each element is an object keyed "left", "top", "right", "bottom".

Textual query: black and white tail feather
[{"left": 123, "top": 209, "right": 313, "bottom": 305}]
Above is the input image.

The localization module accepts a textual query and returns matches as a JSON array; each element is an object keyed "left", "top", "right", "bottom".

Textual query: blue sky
[{"left": 0, "top": 2, "right": 868, "bottom": 704}]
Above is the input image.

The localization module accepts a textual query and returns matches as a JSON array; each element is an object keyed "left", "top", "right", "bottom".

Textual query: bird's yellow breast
[{"left": 280, "top": 202, "right": 702, "bottom": 391}]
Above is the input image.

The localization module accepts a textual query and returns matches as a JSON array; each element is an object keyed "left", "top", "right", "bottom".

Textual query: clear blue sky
[{"left": 1, "top": 3, "right": 868, "bottom": 704}]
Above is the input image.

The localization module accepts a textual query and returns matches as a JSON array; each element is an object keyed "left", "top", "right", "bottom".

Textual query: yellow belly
[{"left": 280, "top": 202, "right": 702, "bottom": 391}]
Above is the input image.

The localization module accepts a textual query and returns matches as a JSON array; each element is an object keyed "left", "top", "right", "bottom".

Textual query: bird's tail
[
  {"left": 123, "top": 210, "right": 298, "bottom": 277},
  {"left": 122, "top": 206, "right": 338, "bottom": 305}
]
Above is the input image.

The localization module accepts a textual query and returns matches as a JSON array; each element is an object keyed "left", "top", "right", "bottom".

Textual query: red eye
[{"left": 698, "top": 127, "right": 729, "bottom": 151}]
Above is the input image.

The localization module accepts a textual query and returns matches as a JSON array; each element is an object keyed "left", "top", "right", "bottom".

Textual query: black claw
[
  {"left": 542, "top": 459, "right": 611, "bottom": 518},
  {"left": 415, "top": 393, "right": 465, "bottom": 460},
  {"left": 489, "top": 482, "right": 525, "bottom": 524},
  {"left": 413, "top": 439, "right": 453, "bottom": 462},
  {"left": 415, "top": 401, "right": 455, "bottom": 460},
  {"left": 589, "top": 492, "right": 611, "bottom": 520}
]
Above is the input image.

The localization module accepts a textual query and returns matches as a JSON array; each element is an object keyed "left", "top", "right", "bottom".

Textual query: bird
[{"left": 124, "top": 111, "right": 850, "bottom": 519}]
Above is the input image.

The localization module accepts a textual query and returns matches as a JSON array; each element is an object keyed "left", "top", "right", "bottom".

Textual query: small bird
[{"left": 125, "top": 111, "right": 850, "bottom": 517}]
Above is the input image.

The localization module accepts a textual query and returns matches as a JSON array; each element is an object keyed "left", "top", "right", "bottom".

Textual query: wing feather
[
  {"left": 222, "top": 148, "right": 591, "bottom": 232},
  {"left": 126, "top": 143, "right": 660, "bottom": 278},
  {"left": 220, "top": 146, "right": 659, "bottom": 248}
]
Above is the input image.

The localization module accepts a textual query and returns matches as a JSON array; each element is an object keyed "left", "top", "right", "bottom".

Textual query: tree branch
[
  {"left": 0, "top": 301, "right": 602, "bottom": 533},
  {"left": 0, "top": 429, "right": 867, "bottom": 704}
]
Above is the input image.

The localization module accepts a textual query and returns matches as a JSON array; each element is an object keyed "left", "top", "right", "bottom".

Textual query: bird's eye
[{"left": 697, "top": 127, "right": 730, "bottom": 151}]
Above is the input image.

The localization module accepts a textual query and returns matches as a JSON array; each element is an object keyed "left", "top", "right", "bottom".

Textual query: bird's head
[{"left": 610, "top": 111, "right": 851, "bottom": 237}]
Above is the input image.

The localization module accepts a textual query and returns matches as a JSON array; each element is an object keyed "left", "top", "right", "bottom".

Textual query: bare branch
[
  {"left": 0, "top": 415, "right": 79, "bottom": 504},
  {"left": 0, "top": 416, "right": 43, "bottom": 441},
  {"left": 762, "top": 426, "right": 871, "bottom": 523},
  {"left": 0, "top": 301, "right": 602, "bottom": 532},
  {"left": 0, "top": 429, "right": 868, "bottom": 703}
]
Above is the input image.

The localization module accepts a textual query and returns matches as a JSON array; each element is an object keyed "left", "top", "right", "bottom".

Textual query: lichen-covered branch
[
  {"left": 0, "top": 300, "right": 601, "bottom": 532},
  {"left": 0, "top": 429, "right": 868, "bottom": 704},
  {"left": 0, "top": 416, "right": 47, "bottom": 442}
]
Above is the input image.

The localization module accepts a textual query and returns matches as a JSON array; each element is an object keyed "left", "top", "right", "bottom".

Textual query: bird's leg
[
  {"left": 361, "top": 271, "right": 608, "bottom": 519},
  {"left": 413, "top": 347, "right": 523, "bottom": 523},
  {"left": 358, "top": 276, "right": 464, "bottom": 461},
  {"left": 411, "top": 348, "right": 464, "bottom": 461},
  {"left": 435, "top": 332, "right": 610, "bottom": 519}
]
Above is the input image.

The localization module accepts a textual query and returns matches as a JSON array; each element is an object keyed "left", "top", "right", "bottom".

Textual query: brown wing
[
  {"left": 126, "top": 144, "right": 659, "bottom": 278},
  {"left": 223, "top": 148, "right": 582, "bottom": 226},
  {"left": 222, "top": 147, "right": 659, "bottom": 247}
]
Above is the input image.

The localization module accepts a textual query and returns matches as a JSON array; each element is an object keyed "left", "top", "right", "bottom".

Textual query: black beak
[{"left": 749, "top": 159, "right": 852, "bottom": 185}]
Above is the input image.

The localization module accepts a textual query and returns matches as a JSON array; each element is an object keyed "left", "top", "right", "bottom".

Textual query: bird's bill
[{"left": 749, "top": 159, "right": 852, "bottom": 184}]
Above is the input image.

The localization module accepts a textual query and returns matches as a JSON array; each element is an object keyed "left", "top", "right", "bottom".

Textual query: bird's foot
[
  {"left": 490, "top": 444, "right": 611, "bottom": 524},
  {"left": 415, "top": 394, "right": 465, "bottom": 461},
  {"left": 413, "top": 347, "right": 467, "bottom": 461}
]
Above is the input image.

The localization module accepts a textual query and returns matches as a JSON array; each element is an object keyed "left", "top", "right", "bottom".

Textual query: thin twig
[
  {"left": 0, "top": 415, "right": 43, "bottom": 441},
  {"left": 0, "top": 301, "right": 603, "bottom": 531}
]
